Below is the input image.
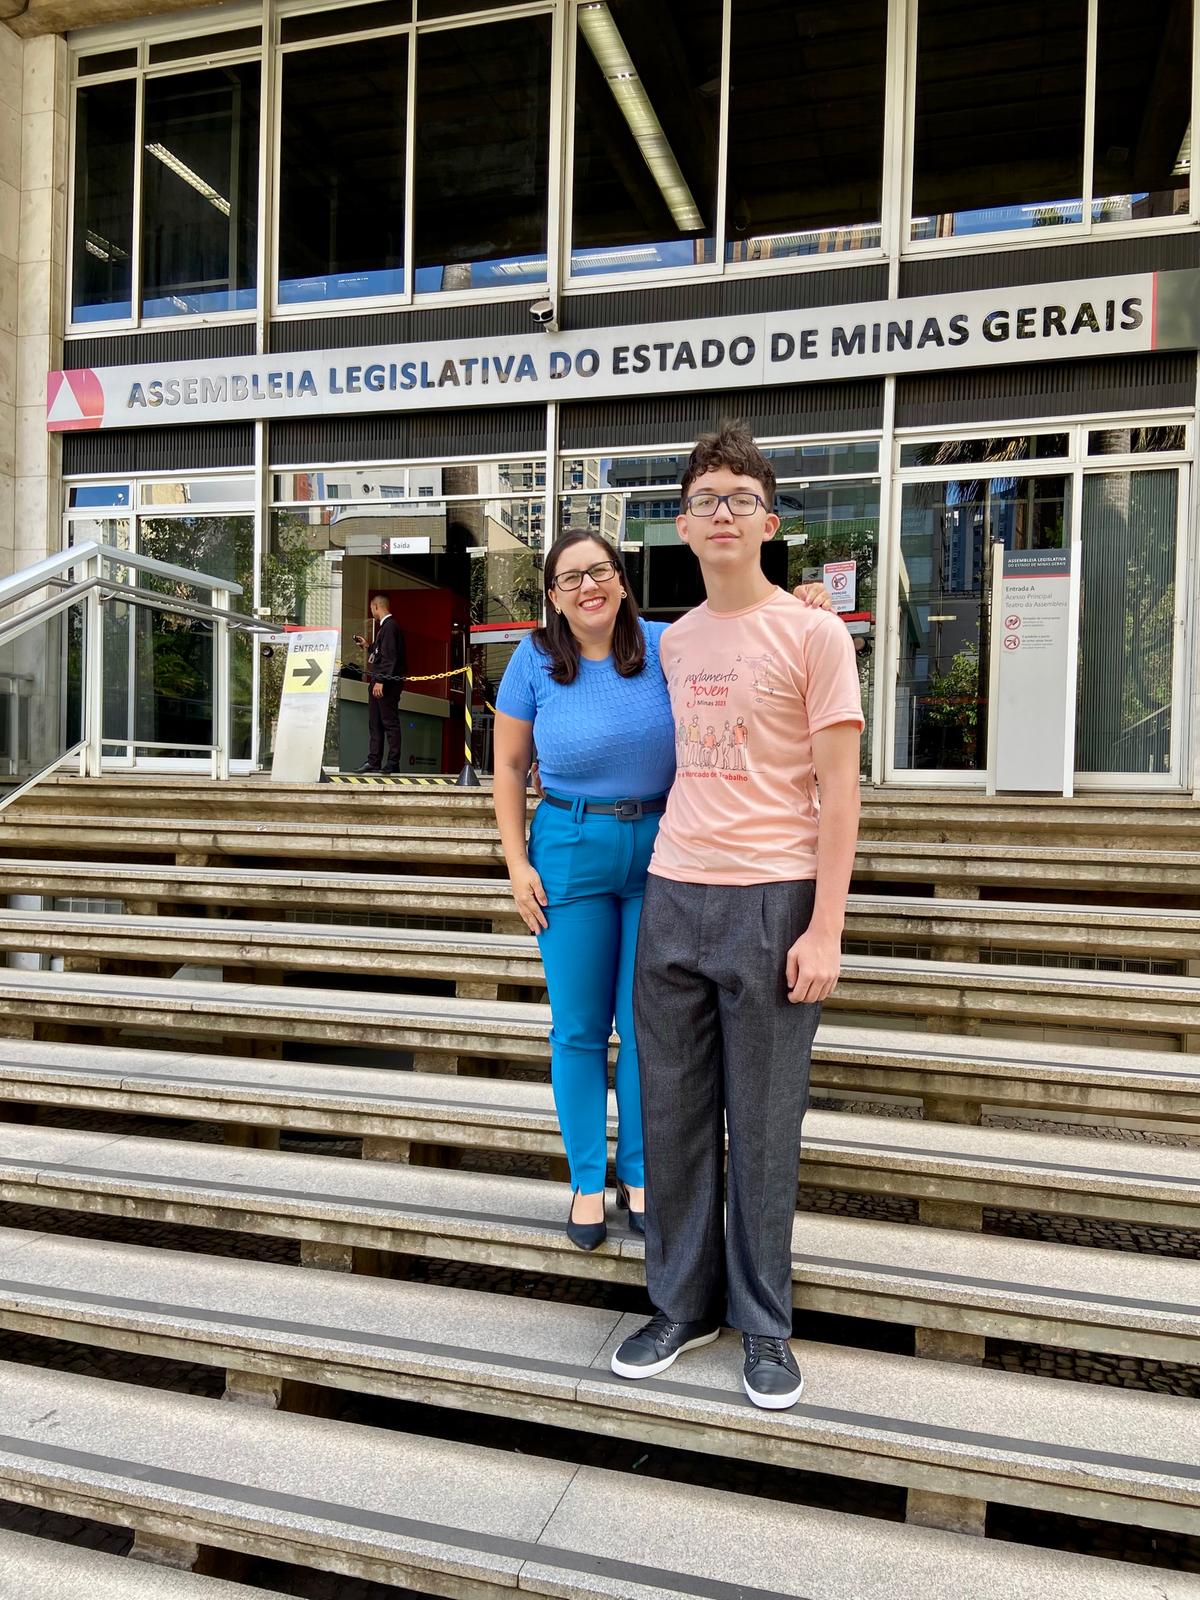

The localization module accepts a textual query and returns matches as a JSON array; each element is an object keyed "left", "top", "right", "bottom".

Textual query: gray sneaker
[
  {"left": 610, "top": 1312, "right": 720, "bottom": 1379},
  {"left": 742, "top": 1333, "right": 804, "bottom": 1409}
]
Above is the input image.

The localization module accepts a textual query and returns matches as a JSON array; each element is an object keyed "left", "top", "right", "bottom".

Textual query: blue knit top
[{"left": 495, "top": 620, "right": 676, "bottom": 800}]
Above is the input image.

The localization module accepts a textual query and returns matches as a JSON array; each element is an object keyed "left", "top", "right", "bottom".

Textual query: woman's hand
[
  {"left": 510, "top": 861, "right": 549, "bottom": 933},
  {"left": 793, "top": 581, "right": 834, "bottom": 610}
]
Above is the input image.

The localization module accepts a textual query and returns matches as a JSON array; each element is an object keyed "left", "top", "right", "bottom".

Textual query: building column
[
  {"left": 0, "top": 25, "right": 20, "bottom": 570},
  {"left": 14, "top": 32, "right": 66, "bottom": 573}
]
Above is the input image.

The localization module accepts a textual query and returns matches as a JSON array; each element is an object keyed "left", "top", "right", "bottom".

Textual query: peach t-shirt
[{"left": 649, "top": 588, "right": 864, "bottom": 885}]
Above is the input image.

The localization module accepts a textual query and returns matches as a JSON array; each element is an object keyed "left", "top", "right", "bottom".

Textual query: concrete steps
[
  {"left": 1, "top": 1212, "right": 1197, "bottom": 1386},
  {"left": 5, "top": 923, "right": 1200, "bottom": 1044},
  {"left": 1, "top": 1120, "right": 1197, "bottom": 1312},
  {"left": 0, "top": 1530, "right": 272, "bottom": 1600},
  {"left": 1, "top": 1356, "right": 1199, "bottom": 1583},
  {"left": 2, "top": 978, "right": 1199, "bottom": 1127}
]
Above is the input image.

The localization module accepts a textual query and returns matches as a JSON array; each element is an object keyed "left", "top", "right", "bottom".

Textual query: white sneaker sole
[
  {"left": 610, "top": 1327, "right": 720, "bottom": 1380},
  {"left": 743, "top": 1371, "right": 804, "bottom": 1410}
]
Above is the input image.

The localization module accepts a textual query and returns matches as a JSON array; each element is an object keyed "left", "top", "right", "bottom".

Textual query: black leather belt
[{"left": 541, "top": 794, "right": 667, "bottom": 822}]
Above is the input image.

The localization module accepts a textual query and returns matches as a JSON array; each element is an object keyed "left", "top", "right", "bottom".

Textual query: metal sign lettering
[{"left": 46, "top": 270, "right": 1200, "bottom": 432}]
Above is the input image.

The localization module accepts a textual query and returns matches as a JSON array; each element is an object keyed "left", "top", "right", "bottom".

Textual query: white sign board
[
  {"left": 988, "top": 548, "right": 1079, "bottom": 795},
  {"left": 384, "top": 536, "right": 431, "bottom": 555},
  {"left": 45, "top": 270, "right": 1193, "bottom": 432},
  {"left": 270, "top": 628, "right": 338, "bottom": 784},
  {"left": 822, "top": 559, "right": 857, "bottom": 614}
]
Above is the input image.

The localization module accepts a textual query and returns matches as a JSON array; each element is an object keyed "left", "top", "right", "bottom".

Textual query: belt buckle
[{"left": 614, "top": 799, "right": 644, "bottom": 822}]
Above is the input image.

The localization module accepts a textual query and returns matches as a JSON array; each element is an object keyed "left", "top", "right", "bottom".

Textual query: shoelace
[
  {"left": 745, "top": 1334, "right": 791, "bottom": 1367},
  {"left": 640, "top": 1312, "right": 681, "bottom": 1344}
]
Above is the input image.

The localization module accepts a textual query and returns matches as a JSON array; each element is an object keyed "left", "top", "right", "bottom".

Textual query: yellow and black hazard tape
[{"left": 328, "top": 773, "right": 458, "bottom": 786}]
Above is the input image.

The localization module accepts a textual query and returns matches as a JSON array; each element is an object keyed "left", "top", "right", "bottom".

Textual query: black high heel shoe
[
  {"left": 566, "top": 1190, "right": 607, "bottom": 1252},
  {"left": 615, "top": 1179, "right": 645, "bottom": 1236}
]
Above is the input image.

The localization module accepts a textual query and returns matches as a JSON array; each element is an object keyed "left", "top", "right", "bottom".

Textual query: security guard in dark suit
[{"left": 354, "top": 594, "right": 406, "bottom": 773}]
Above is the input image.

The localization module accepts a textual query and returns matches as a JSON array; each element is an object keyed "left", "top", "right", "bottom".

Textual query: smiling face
[
  {"left": 676, "top": 465, "right": 780, "bottom": 575},
  {"left": 548, "top": 537, "right": 625, "bottom": 648}
]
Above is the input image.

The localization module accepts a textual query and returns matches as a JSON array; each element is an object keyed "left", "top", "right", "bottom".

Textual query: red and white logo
[{"left": 46, "top": 369, "right": 105, "bottom": 431}]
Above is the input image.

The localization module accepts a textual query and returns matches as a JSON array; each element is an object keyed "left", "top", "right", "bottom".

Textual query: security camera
[{"left": 529, "top": 297, "right": 558, "bottom": 334}]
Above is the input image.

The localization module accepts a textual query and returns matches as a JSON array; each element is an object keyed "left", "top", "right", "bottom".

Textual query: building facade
[{"left": 3, "top": 0, "right": 1199, "bottom": 787}]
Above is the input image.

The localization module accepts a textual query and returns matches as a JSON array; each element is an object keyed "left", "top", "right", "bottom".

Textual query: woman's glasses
[
  {"left": 684, "top": 491, "right": 768, "bottom": 516},
  {"left": 551, "top": 560, "right": 620, "bottom": 592}
]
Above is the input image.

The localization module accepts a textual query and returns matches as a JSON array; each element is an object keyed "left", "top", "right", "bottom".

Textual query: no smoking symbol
[
  {"left": 1003, "top": 634, "right": 1021, "bottom": 651},
  {"left": 1004, "top": 615, "right": 1021, "bottom": 630}
]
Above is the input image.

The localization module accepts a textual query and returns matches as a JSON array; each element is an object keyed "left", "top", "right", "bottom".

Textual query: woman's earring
[{"left": 619, "top": 588, "right": 627, "bottom": 598}]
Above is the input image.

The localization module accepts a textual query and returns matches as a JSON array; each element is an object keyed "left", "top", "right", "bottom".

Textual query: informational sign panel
[
  {"left": 384, "top": 536, "right": 431, "bottom": 555},
  {"left": 822, "top": 560, "right": 857, "bottom": 614},
  {"left": 45, "top": 269, "right": 1200, "bottom": 432},
  {"left": 270, "top": 629, "right": 338, "bottom": 784},
  {"left": 988, "top": 548, "right": 1079, "bottom": 795}
]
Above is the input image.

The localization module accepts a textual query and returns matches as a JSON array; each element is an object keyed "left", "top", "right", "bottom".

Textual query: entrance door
[
  {"left": 890, "top": 473, "right": 1070, "bottom": 776},
  {"left": 1075, "top": 467, "right": 1186, "bottom": 784}
]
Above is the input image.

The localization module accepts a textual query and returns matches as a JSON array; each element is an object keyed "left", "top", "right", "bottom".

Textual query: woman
[
  {"left": 494, "top": 531, "right": 668, "bottom": 1249},
  {"left": 493, "top": 531, "right": 830, "bottom": 1250}
]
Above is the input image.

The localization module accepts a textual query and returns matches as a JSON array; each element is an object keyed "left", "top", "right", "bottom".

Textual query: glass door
[
  {"left": 890, "top": 473, "right": 1069, "bottom": 777},
  {"left": 1076, "top": 467, "right": 1186, "bottom": 783}
]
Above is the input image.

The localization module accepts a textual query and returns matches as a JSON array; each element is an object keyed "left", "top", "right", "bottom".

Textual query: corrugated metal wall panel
[
  {"left": 267, "top": 405, "right": 546, "bottom": 465},
  {"left": 62, "top": 424, "right": 255, "bottom": 476},
  {"left": 270, "top": 301, "right": 532, "bottom": 354},
  {"left": 560, "top": 381, "right": 884, "bottom": 450},
  {"left": 900, "top": 235, "right": 1200, "bottom": 298},
  {"left": 895, "top": 354, "right": 1196, "bottom": 428},
  {"left": 565, "top": 266, "right": 889, "bottom": 332},
  {"left": 64, "top": 324, "right": 257, "bottom": 369}
]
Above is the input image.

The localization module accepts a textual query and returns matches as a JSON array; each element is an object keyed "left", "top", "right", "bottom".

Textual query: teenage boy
[{"left": 611, "top": 422, "right": 863, "bottom": 1410}]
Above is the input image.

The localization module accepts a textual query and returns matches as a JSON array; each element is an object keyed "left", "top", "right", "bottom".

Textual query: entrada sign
[{"left": 46, "top": 269, "right": 1200, "bottom": 432}]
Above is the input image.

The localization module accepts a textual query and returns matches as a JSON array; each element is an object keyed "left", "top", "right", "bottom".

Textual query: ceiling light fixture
[
  {"left": 145, "top": 142, "right": 231, "bottom": 215},
  {"left": 1173, "top": 123, "right": 1191, "bottom": 177},
  {"left": 577, "top": 2, "right": 704, "bottom": 233}
]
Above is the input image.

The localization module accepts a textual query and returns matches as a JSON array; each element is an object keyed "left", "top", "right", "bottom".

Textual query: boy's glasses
[
  {"left": 685, "top": 491, "right": 769, "bottom": 516},
  {"left": 551, "top": 559, "right": 619, "bottom": 592}
]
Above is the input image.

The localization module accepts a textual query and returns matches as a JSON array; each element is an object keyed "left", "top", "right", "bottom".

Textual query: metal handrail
[{"left": 0, "top": 541, "right": 245, "bottom": 615}]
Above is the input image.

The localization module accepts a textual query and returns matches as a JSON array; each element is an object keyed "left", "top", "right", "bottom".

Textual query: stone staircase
[{"left": 0, "top": 775, "right": 1197, "bottom": 1597}]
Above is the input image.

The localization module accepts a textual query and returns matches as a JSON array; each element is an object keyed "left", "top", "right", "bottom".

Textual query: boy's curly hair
[{"left": 680, "top": 419, "right": 776, "bottom": 508}]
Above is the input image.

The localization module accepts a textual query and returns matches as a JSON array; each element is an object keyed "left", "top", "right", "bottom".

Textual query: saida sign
[{"left": 46, "top": 269, "right": 1200, "bottom": 433}]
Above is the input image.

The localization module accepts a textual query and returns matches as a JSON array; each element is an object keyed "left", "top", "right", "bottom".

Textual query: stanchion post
[{"left": 456, "top": 650, "right": 480, "bottom": 787}]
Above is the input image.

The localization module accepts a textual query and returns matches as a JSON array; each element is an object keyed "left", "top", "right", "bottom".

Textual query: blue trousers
[{"left": 529, "top": 794, "right": 660, "bottom": 1194}]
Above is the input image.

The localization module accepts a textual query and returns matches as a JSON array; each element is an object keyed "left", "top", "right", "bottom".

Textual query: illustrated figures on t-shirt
[{"left": 738, "top": 651, "right": 779, "bottom": 703}]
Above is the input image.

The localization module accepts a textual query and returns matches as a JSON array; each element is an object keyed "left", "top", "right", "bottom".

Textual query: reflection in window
[
  {"left": 413, "top": 17, "right": 552, "bottom": 292},
  {"left": 764, "top": 440, "right": 882, "bottom": 479},
  {"left": 726, "top": 0, "right": 885, "bottom": 263},
  {"left": 72, "top": 79, "right": 135, "bottom": 323},
  {"left": 911, "top": 0, "right": 1086, "bottom": 240},
  {"left": 1093, "top": 0, "right": 1192, "bottom": 224},
  {"left": 278, "top": 33, "right": 408, "bottom": 305},
  {"left": 559, "top": 454, "right": 689, "bottom": 492},
  {"left": 894, "top": 476, "right": 1068, "bottom": 770},
  {"left": 141, "top": 64, "right": 260, "bottom": 317},
  {"left": 1087, "top": 425, "right": 1188, "bottom": 455},
  {"left": 898, "top": 435, "right": 1069, "bottom": 468},
  {"left": 571, "top": 0, "right": 720, "bottom": 277}
]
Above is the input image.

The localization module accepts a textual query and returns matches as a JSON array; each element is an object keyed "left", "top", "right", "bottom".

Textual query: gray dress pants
[{"left": 634, "top": 874, "right": 820, "bottom": 1337}]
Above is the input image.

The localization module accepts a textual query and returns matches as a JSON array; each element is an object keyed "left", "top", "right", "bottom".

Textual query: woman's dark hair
[{"left": 533, "top": 530, "right": 645, "bottom": 685}]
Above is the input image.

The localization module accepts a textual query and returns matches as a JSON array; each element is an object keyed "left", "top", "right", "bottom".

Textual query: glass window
[
  {"left": 141, "top": 63, "right": 261, "bottom": 317},
  {"left": 726, "top": 0, "right": 885, "bottom": 263},
  {"left": 68, "top": 483, "right": 132, "bottom": 508},
  {"left": 71, "top": 78, "right": 136, "bottom": 323},
  {"left": 1093, "top": 0, "right": 1192, "bottom": 224},
  {"left": 911, "top": 0, "right": 1087, "bottom": 240},
  {"left": 1087, "top": 424, "right": 1188, "bottom": 455},
  {"left": 559, "top": 453, "right": 690, "bottom": 492},
  {"left": 278, "top": 33, "right": 408, "bottom": 305},
  {"left": 148, "top": 29, "right": 263, "bottom": 63},
  {"left": 413, "top": 16, "right": 552, "bottom": 292},
  {"left": 894, "top": 475, "right": 1069, "bottom": 771},
  {"left": 764, "top": 440, "right": 882, "bottom": 479},
  {"left": 898, "top": 434, "right": 1070, "bottom": 468},
  {"left": 571, "top": 0, "right": 721, "bottom": 278},
  {"left": 139, "top": 476, "right": 255, "bottom": 506},
  {"left": 78, "top": 48, "right": 138, "bottom": 75},
  {"left": 280, "top": 1, "right": 411, "bottom": 44}
]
